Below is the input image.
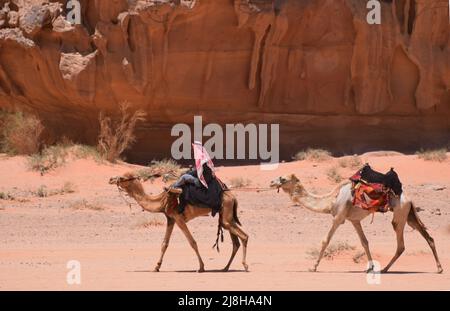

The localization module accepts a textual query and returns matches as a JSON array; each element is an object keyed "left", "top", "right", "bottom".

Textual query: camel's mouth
[
  {"left": 270, "top": 177, "right": 285, "bottom": 189},
  {"left": 109, "top": 177, "right": 118, "bottom": 185}
]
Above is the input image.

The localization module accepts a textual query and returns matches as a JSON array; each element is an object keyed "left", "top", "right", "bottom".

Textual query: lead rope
[{"left": 116, "top": 184, "right": 142, "bottom": 212}]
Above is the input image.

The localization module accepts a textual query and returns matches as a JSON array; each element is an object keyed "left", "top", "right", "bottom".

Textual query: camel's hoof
[
  {"left": 222, "top": 267, "right": 230, "bottom": 272},
  {"left": 366, "top": 267, "right": 375, "bottom": 273},
  {"left": 153, "top": 267, "right": 160, "bottom": 272},
  {"left": 243, "top": 263, "right": 249, "bottom": 272},
  {"left": 308, "top": 267, "right": 317, "bottom": 272},
  {"left": 437, "top": 267, "right": 444, "bottom": 274},
  {"left": 381, "top": 268, "right": 389, "bottom": 274},
  {"left": 198, "top": 267, "right": 205, "bottom": 273}
]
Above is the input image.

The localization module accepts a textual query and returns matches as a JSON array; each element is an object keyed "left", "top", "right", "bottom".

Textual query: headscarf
[{"left": 192, "top": 141, "right": 215, "bottom": 188}]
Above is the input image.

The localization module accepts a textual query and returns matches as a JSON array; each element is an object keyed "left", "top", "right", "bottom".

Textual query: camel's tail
[
  {"left": 212, "top": 219, "right": 224, "bottom": 253},
  {"left": 212, "top": 198, "right": 241, "bottom": 252},
  {"left": 233, "top": 198, "right": 242, "bottom": 226}
]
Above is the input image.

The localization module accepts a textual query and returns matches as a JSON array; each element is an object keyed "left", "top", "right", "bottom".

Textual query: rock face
[{"left": 0, "top": 0, "right": 449, "bottom": 162}]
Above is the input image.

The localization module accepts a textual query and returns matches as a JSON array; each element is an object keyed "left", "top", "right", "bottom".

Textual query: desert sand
[{"left": 0, "top": 152, "right": 449, "bottom": 291}]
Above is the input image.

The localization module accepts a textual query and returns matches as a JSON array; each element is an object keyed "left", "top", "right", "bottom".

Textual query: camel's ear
[{"left": 290, "top": 174, "right": 299, "bottom": 182}]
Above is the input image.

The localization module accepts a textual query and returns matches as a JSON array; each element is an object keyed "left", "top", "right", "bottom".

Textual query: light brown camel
[
  {"left": 109, "top": 172, "right": 249, "bottom": 272},
  {"left": 270, "top": 174, "right": 443, "bottom": 273}
]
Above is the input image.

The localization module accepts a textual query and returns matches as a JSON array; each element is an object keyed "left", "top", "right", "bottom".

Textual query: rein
[{"left": 228, "top": 187, "right": 275, "bottom": 192}]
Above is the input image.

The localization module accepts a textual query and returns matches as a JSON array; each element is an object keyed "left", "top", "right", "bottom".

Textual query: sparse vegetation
[
  {"left": 0, "top": 111, "right": 44, "bottom": 155},
  {"left": 0, "top": 192, "right": 14, "bottom": 201},
  {"left": 138, "top": 159, "right": 181, "bottom": 182},
  {"left": 34, "top": 185, "right": 48, "bottom": 198},
  {"left": 69, "top": 199, "right": 104, "bottom": 211},
  {"left": 229, "top": 177, "right": 251, "bottom": 188},
  {"left": 352, "top": 250, "right": 365, "bottom": 263},
  {"left": 338, "top": 155, "right": 363, "bottom": 169},
  {"left": 28, "top": 144, "right": 69, "bottom": 174},
  {"left": 132, "top": 216, "right": 165, "bottom": 229},
  {"left": 31, "top": 182, "right": 77, "bottom": 198},
  {"left": 326, "top": 166, "right": 343, "bottom": 183},
  {"left": 294, "top": 148, "right": 332, "bottom": 162},
  {"left": 28, "top": 144, "right": 101, "bottom": 174},
  {"left": 416, "top": 148, "right": 447, "bottom": 162},
  {"left": 306, "top": 242, "right": 356, "bottom": 260},
  {"left": 97, "top": 102, "right": 146, "bottom": 162},
  {"left": 60, "top": 182, "right": 77, "bottom": 194}
]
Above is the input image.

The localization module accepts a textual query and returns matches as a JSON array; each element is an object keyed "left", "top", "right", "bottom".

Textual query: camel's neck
[
  {"left": 126, "top": 188, "right": 166, "bottom": 213},
  {"left": 287, "top": 183, "right": 338, "bottom": 214}
]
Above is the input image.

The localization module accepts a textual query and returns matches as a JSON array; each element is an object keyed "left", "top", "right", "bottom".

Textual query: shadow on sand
[{"left": 128, "top": 269, "right": 247, "bottom": 273}]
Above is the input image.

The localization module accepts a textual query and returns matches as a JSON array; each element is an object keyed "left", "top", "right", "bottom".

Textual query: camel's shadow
[
  {"left": 289, "top": 270, "right": 432, "bottom": 275},
  {"left": 128, "top": 269, "right": 247, "bottom": 273}
]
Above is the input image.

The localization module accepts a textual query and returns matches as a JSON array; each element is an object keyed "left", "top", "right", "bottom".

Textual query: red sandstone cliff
[{"left": 0, "top": 0, "right": 449, "bottom": 161}]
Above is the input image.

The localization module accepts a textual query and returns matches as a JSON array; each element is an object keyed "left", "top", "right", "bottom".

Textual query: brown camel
[
  {"left": 270, "top": 174, "right": 443, "bottom": 273},
  {"left": 109, "top": 173, "right": 249, "bottom": 272}
]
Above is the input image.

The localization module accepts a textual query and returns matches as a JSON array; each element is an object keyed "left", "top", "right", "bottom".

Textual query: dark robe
[{"left": 178, "top": 164, "right": 224, "bottom": 216}]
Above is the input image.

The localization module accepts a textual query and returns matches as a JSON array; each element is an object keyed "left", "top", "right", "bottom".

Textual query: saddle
[{"left": 350, "top": 164, "right": 402, "bottom": 213}]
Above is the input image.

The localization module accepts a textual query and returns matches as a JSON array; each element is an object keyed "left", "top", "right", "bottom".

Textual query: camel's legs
[
  {"left": 153, "top": 217, "right": 175, "bottom": 272},
  {"left": 312, "top": 220, "right": 341, "bottom": 272},
  {"left": 382, "top": 219, "right": 406, "bottom": 273},
  {"left": 175, "top": 218, "right": 205, "bottom": 272},
  {"left": 407, "top": 210, "right": 443, "bottom": 273},
  {"left": 232, "top": 225, "right": 249, "bottom": 271},
  {"left": 221, "top": 220, "right": 249, "bottom": 271},
  {"left": 223, "top": 232, "right": 240, "bottom": 272},
  {"left": 351, "top": 221, "right": 374, "bottom": 272}
]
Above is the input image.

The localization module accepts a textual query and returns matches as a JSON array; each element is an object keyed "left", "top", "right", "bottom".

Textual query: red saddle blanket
[{"left": 352, "top": 182, "right": 391, "bottom": 213}]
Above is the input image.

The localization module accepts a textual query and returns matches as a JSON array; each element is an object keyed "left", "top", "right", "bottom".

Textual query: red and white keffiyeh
[{"left": 193, "top": 141, "right": 215, "bottom": 188}]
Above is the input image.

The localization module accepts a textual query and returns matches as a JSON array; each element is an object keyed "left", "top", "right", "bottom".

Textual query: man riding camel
[{"left": 168, "top": 141, "right": 226, "bottom": 216}]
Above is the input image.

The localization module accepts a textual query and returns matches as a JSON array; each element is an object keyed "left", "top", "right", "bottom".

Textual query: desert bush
[
  {"left": 338, "top": 155, "right": 363, "bottom": 169},
  {"left": 34, "top": 185, "right": 48, "bottom": 198},
  {"left": 352, "top": 250, "right": 366, "bottom": 263},
  {"left": 229, "top": 177, "right": 251, "bottom": 188},
  {"left": 60, "top": 182, "right": 77, "bottom": 194},
  {"left": 306, "top": 242, "right": 355, "bottom": 260},
  {"left": 132, "top": 216, "right": 165, "bottom": 229},
  {"left": 69, "top": 199, "right": 104, "bottom": 211},
  {"left": 0, "top": 192, "right": 14, "bottom": 201},
  {"left": 28, "top": 144, "right": 69, "bottom": 174},
  {"left": 0, "top": 111, "right": 44, "bottom": 155},
  {"left": 294, "top": 148, "right": 332, "bottom": 162},
  {"left": 416, "top": 148, "right": 447, "bottom": 162},
  {"left": 326, "top": 166, "right": 343, "bottom": 183},
  {"left": 28, "top": 143, "right": 101, "bottom": 174},
  {"left": 138, "top": 158, "right": 181, "bottom": 182},
  {"left": 97, "top": 102, "right": 146, "bottom": 162}
]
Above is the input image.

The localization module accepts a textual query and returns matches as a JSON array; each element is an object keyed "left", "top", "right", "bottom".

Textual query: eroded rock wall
[{"left": 0, "top": 0, "right": 448, "bottom": 161}]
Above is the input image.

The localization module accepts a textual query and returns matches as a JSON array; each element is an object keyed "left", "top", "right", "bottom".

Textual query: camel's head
[
  {"left": 109, "top": 172, "right": 144, "bottom": 194},
  {"left": 270, "top": 174, "right": 300, "bottom": 193}
]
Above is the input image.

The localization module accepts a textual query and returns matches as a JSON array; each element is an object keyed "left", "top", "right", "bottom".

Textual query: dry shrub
[
  {"left": 138, "top": 159, "right": 181, "bottom": 182},
  {"left": 97, "top": 102, "right": 146, "bottom": 162},
  {"left": 338, "top": 155, "right": 363, "bottom": 169},
  {"left": 1, "top": 111, "right": 44, "bottom": 155},
  {"left": 69, "top": 199, "right": 104, "bottom": 211},
  {"left": 132, "top": 216, "right": 165, "bottom": 229},
  {"left": 31, "top": 182, "right": 77, "bottom": 198},
  {"left": 28, "top": 143, "right": 101, "bottom": 174},
  {"left": 306, "top": 242, "right": 356, "bottom": 260},
  {"left": 28, "top": 144, "right": 69, "bottom": 174},
  {"left": 294, "top": 148, "right": 332, "bottom": 162},
  {"left": 352, "top": 250, "right": 366, "bottom": 263},
  {"left": 229, "top": 177, "right": 251, "bottom": 188},
  {"left": 416, "top": 149, "right": 447, "bottom": 162},
  {"left": 327, "top": 166, "right": 343, "bottom": 183}
]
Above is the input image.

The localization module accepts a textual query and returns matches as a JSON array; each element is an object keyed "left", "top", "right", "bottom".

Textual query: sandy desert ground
[{"left": 0, "top": 152, "right": 449, "bottom": 291}]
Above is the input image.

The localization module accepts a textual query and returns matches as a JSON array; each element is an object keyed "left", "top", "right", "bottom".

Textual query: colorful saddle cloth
[
  {"left": 350, "top": 164, "right": 401, "bottom": 213},
  {"left": 352, "top": 182, "right": 391, "bottom": 213}
]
